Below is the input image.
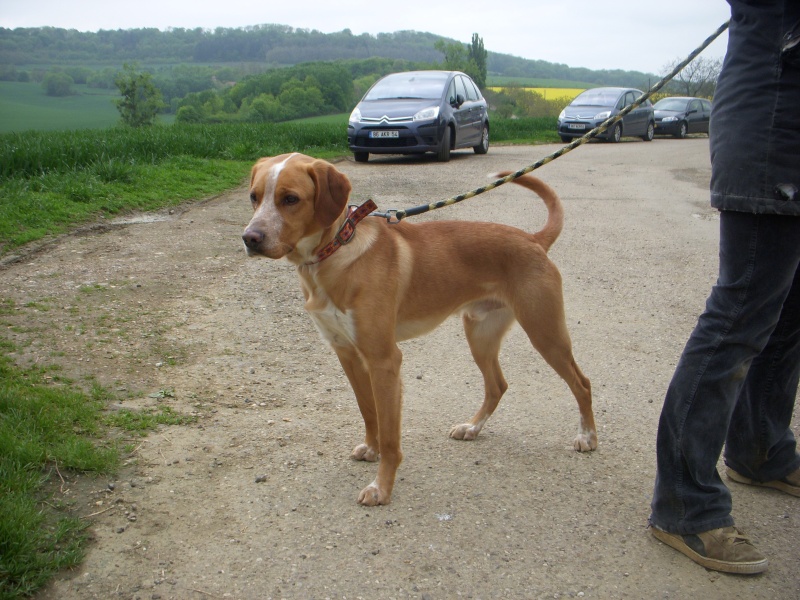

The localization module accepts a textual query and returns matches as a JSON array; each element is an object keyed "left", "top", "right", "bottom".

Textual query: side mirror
[{"left": 452, "top": 94, "right": 465, "bottom": 108}]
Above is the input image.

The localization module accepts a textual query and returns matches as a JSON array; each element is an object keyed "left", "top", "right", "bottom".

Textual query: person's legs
[
  {"left": 724, "top": 260, "right": 800, "bottom": 484},
  {"left": 651, "top": 211, "right": 800, "bottom": 535}
]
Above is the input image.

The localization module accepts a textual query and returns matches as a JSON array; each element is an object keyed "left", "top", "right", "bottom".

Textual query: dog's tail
[{"left": 495, "top": 172, "right": 564, "bottom": 252}]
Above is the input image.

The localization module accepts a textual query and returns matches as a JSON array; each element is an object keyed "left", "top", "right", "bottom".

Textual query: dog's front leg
[
  {"left": 334, "top": 345, "right": 380, "bottom": 462},
  {"left": 356, "top": 343, "right": 404, "bottom": 506}
]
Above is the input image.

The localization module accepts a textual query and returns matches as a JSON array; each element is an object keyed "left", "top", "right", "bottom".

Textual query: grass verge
[
  {"left": 0, "top": 340, "right": 117, "bottom": 599},
  {"left": 0, "top": 117, "right": 558, "bottom": 255},
  {"left": 0, "top": 302, "right": 195, "bottom": 599},
  {"left": 0, "top": 156, "right": 249, "bottom": 251}
]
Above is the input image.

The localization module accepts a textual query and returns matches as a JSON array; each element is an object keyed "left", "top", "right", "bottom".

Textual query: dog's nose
[{"left": 242, "top": 229, "right": 264, "bottom": 249}]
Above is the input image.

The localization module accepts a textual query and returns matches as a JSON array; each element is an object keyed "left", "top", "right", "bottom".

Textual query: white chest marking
[{"left": 307, "top": 295, "right": 357, "bottom": 347}]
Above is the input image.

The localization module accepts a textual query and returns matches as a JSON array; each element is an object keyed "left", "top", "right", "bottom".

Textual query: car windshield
[
  {"left": 654, "top": 99, "right": 689, "bottom": 111},
  {"left": 364, "top": 72, "right": 449, "bottom": 101},
  {"left": 571, "top": 90, "right": 620, "bottom": 107}
]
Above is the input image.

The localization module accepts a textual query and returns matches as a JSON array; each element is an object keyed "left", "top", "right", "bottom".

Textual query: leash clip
[{"left": 372, "top": 209, "right": 401, "bottom": 224}]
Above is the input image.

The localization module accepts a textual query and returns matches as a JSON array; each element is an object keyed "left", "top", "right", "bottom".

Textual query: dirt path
[{"left": 4, "top": 140, "right": 798, "bottom": 599}]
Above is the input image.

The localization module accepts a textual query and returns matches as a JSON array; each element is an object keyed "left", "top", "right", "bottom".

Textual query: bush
[
  {"left": 42, "top": 71, "right": 74, "bottom": 97},
  {"left": 175, "top": 105, "right": 203, "bottom": 124}
]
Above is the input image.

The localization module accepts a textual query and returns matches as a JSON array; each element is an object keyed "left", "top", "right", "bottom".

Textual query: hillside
[{"left": 0, "top": 25, "right": 653, "bottom": 88}]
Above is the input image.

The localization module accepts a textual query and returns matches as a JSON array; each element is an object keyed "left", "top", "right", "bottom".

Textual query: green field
[
  {"left": 1, "top": 78, "right": 569, "bottom": 134},
  {"left": 0, "top": 82, "right": 123, "bottom": 133}
]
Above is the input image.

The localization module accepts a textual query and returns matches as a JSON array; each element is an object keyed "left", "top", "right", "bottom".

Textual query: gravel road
[{"left": 3, "top": 138, "right": 797, "bottom": 599}]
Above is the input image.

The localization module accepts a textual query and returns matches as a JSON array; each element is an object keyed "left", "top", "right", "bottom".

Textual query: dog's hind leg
[
  {"left": 514, "top": 278, "right": 597, "bottom": 452},
  {"left": 450, "top": 306, "right": 515, "bottom": 441}
]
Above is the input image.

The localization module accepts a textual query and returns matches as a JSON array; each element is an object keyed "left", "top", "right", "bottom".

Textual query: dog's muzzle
[
  {"left": 242, "top": 229, "right": 264, "bottom": 251},
  {"left": 243, "top": 229, "right": 272, "bottom": 257}
]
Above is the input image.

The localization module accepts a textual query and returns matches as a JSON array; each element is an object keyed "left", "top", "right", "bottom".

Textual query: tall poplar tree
[{"left": 468, "top": 34, "right": 488, "bottom": 89}]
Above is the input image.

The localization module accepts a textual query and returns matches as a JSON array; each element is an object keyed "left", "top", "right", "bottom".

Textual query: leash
[{"left": 370, "top": 20, "right": 730, "bottom": 223}]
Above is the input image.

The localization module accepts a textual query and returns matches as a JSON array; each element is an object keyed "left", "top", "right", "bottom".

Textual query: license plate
[
  {"left": 369, "top": 130, "right": 399, "bottom": 138},
  {"left": 568, "top": 123, "right": 585, "bottom": 130}
]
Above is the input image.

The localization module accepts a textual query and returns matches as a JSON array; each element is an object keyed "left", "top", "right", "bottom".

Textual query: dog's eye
[
  {"left": 284, "top": 195, "right": 300, "bottom": 206},
  {"left": 249, "top": 191, "right": 257, "bottom": 204}
]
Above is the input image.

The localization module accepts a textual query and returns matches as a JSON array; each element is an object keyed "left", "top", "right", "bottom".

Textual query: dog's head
[{"left": 242, "top": 153, "right": 352, "bottom": 262}]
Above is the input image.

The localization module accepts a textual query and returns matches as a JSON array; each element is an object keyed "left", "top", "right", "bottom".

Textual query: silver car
[{"left": 557, "top": 87, "right": 655, "bottom": 143}]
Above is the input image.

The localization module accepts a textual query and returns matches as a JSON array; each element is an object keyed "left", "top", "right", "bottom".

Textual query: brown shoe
[
  {"left": 650, "top": 525, "right": 768, "bottom": 574},
  {"left": 726, "top": 466, "right": 800, "bottom": 497}
]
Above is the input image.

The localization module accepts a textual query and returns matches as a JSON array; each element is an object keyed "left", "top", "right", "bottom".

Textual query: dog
[{"left": 242, "top": 152, "right": 596, "bottom": 506}]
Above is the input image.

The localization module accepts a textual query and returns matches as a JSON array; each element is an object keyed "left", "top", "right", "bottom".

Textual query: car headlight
[
  {"left": 595, "top": 111, "right": 611, "bottom": 120},
  {"left": 558, "top": 109, "right": 566, "bottom": 120},
  {"left": 349, "top": 108, "right": 361, "bottom": 124},
  {"left": 413, "top": 106, "right": 439, "bottom": 121},
  {"left": 662, "top": 116, "right": 678, "bottom": 122}
]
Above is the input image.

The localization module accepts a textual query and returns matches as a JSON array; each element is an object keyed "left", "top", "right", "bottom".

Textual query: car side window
[
  {"left": 447, "top": 80, "right": 457, "bottom": 105},
  {"left": 689, "top": 100, "right": 700, "bottom": 112},
  {"left": 454, "top": 76, "right": 468, "bottom": 104},
  {"left": 462, "top": 77, "right": 479, "bottom": 101},
  {"left": 625, "top": 92, "right": 637, "bottom": 108}
]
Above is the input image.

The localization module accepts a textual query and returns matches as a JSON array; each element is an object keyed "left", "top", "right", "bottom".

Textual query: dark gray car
[
  {"left": 653, "top": 97, "right": 712, "bottom": 138},
  {"left": 557, "top": 87, "right": 655, "bottom": 143},
  {"left": 347, "top": 70, "right": 489, "bottom": 162}
]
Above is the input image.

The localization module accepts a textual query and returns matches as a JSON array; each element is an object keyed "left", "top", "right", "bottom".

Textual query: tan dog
[{"left": 242, "top": 153, "right": 596, "bottom": 506}]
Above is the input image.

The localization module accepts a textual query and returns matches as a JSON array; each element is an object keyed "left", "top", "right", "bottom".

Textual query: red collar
[{"left": 306, "top": 199, "right": 377, "bottom": 264}]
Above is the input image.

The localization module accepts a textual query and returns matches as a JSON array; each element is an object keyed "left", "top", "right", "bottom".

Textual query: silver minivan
[{"left": 557, "top": 87, "right": 655, "bottom": 143}]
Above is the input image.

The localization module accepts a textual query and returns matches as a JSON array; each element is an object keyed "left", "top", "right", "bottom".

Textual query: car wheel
[
  {"left": 674, "top": 122, "right": 688, "bottom": 139},
  {"left": 436, "top": 127, "right": 452, "bottom": 162},
  {"left": 607, "top": 122, "right": 622, "bottom": 143},
  {"left": 642, "top": 122, "right": 655, "bottom": 142},
  {"left": 473, "top": 124, "right": 489, "bottom": 154},
  {"left": 353, "top": 152, "right": 369, "bottom": 163}
]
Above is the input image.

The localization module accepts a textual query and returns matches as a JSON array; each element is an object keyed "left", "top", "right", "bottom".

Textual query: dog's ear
[
  {"left": 250, "top": 157, "right": 271, "bottom": 189},
  {"left": 308, "top": 161, "right": 352, "bottom": 228}
]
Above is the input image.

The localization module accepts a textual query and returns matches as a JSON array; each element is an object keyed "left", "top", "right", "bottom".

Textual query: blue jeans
[{"left": 650, "top": 210, "right": 800, "bottom": 535}]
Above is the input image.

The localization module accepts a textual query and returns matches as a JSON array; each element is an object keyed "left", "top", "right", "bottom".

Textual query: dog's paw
[
  {"left": 351, "top": 443, "right": 379, "bottom": 462},
  {"left": 573, "top": 430, "right": 598, "bottom": 452},
  {"left": 358, "top": 482, "right": 390, "bottom": 506},
  {"left": 449, "top": 423, "right": 481, "bottom": 441}
]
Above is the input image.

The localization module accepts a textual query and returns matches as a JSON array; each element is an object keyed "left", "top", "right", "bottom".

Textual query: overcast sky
[{"left": 1, "top": 0, "right": 732, "bottom": 74}]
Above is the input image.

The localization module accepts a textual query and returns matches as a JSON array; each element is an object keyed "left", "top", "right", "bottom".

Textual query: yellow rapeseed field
[{"left": 488, "top": 87, "right": 585, "bottom": 100}]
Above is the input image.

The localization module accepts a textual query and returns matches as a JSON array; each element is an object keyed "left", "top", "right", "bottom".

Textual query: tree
[
  {"left": 114, "top": 63, "right": 165, "bottom": 127},
  {"left": 435, "top": 34, "right": 488, "bottom": 90},
  {"left": 468, "top": 34, "right": 488, "bottom": 89},
  {"left": 661, "top": 56, "right": 722, "bottom": 98},
  {"left": 435, "top": 39, "right": 468, "bottom": 72},
  {"left": 277, "top": 77, "right": 325, "bottom": 119}
]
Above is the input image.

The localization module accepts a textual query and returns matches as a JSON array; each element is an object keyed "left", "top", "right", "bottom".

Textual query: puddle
[{"left": 110, "top": 214, "right": 173, "bottom": 225}]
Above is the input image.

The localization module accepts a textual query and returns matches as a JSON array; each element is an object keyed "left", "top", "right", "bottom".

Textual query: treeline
[
  {"left": 0, "top": 25, "right": 653, "bottom": 87},
  {"left": 0, "top": 26, "right": 444, "bottom": 66},
  {"left": 174, "top": 58, "right": 429, "bottom": 124}
]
